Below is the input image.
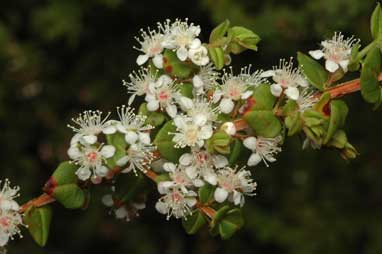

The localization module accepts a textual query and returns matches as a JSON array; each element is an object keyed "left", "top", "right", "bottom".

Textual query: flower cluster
[
  {"left": 0, "top": 180, "right": 23, "bottom": 248},
  {"left": 67, "top": 106, "right": 156, "bottom": 182},
  {"left": 135, "top": 19, "right": 209, "bottom": 67}
]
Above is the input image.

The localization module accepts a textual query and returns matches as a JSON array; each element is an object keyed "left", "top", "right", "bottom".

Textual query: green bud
[
  {"left": 209, "top": 20, "right": 230, "bottom": 43},
  {"left": 227, "top": 26, "right": 260, "bottom": 54},
  {"left": 207, "top": 131, "right": 232, "bottom": 154},
  {"left": 370, "top": 3, "right": 382, "bottom": 40},
  {"left": 52, "top": 184, "right": 86, "bottom": 209},
  {"left": 208, "top": 46, "right": 225, "bottom": 70},
  {"left": 24, "top": 205, "right": 52, "bottom": 247}
]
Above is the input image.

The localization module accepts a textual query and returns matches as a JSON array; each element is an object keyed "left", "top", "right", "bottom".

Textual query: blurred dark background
[{"left": 1, "top": 0, "right": 382, "bottom": 253}]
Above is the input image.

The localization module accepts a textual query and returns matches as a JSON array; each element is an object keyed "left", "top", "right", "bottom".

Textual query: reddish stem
[{"left": 19, "top": 193, "right": 55, "bottom": 213}]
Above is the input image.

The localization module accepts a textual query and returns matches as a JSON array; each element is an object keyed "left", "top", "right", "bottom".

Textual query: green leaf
[
  {"left": 52, "top": 184, "right": 85, "bottom": 209},
  {"left": 297, "top": 52, "right": 328, "bottom": 91},
  {"left": 250, "top": 84, "right": 277, "bottom": 111},
  {"left": 207, "top": 131, "right": 231, "bottom": 154},
  {"left": 182, "top": 211, "right": 207, "bottom": 234},
  {"left": 154, "top": 120, "right": 188, "bottom": 163},
  {"left": 198, "top": 184, "right": 215, "bottom": 204},
  {"left": 229, "top": 138, "right": 244, "bottom": 166},
  {"left": 324, "top": 100, "right": 348, "bottom": 144},
  {"left": 209, "top": 20, "right": 230, "bottom": 43},
  {"left": 371, "top": 3, "right": 382, "bottom": 40},
  {"left": 218, "top": 208, "right": 244, "bottom": 239},
  {"left": 210, "top": 206, "right": 244, "bottom": 240},
  {"left": 106, "top": 132, "right": 127, "bottom": 168},
  {"left": 208, "top": 46, "right": 225, "bottom": 70},
  {"left": 24, "top": 206, "right": 52, "bottom": 247},
  {"left": 227, "top": 26, "right": 260, "bottom": 54},
  {"left": 361, "top": 45, "right": 382, "bottom": 104},
  {"left": 179, "top": 82, "right": 194, "bottom": 98},
  {"left": 51, "top": 161, "right": 78, "bottom": 185},
  {"left": 244, "top": 110, "right": 282, "bottom": 138},
  {"left": 285, "top": 112, "right": 303, "bottom": 136},
  {"left": 163, "top": 49, "right": 195, "bottom": 78}
]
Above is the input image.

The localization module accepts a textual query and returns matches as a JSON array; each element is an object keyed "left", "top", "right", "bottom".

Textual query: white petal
[
  {"left": 285, "top": 87, "right": 300, "bottom": 101},
  {"left": 166, "top": 104, "right": 177, "bottom": 118},
  {"left": 158, "top": 181, "right": 174, "bottom": 194},
  {"left": 193, "top": 179, "right": 205, "bottom": 187},
  {"left": 67, "top": 146, "right": 81, "bottom": 159},
  {"left": 243, "top": 136, "right": 257, "bottom": 151},
  {"left": 70, "top": 133, "right": 82, "bottom": 146},
  {"left": 270, "top": 84, "right": 283, "bottom": 97},
  {"left": 241, "top": 90, "right": 253, "bottom": 99},
  {"left": 212, "top": 90, "right": 223, "bottom": 103},
  {"left": 125, "top": 131, "right": 138, "bottom": 144},
  {"left": 82, "top": 135, "right": 97, "bottom": 145},
  {"left": 163, "top": 162, "right": 176, "bottom": 173},
  {"left": 173, "top": 116, "right": 185, "bottom": 128},
  {"left": 146, "top": 100, "right": 160, "bottom": 112},
  {"left": 247, "top": 153, "right": 262, "bottom": 166},
  {"left": 179, "top": 96, "right": 193, "bottom": 110},
  {"left": 100, "top": 145, "right": 116, "bottom": 158},
  {"left": 219, "top": 98, "right": 235, "bottom": 114},
  {"left": 308, "top": 50, "right": 324, "bottom": 60},
  {"left": 155, "top": 201, "right": 168, "bottom": 214},
  {"left": 232, "top": 190, "right": 243, "bottom": 206},
  {"left": 95, "top": 165, "right": 108, "bottom": 177},
  {"left": 214, "top": 187, "right": 229, "bottom": 203},
  {"left": 103, "top": 125, "right": 117, "bottom": 135},
  {"left": 115, "top": 207, "right": 128, "bottom": 219},
  {"left": 339, "top": 60, "right": 349, "bottom": 72},
  {"left": 176, "top": 47, "right": 188, "bottom": 61},
  {"left": 76, "top": 167, "right": 91, "bottom": 181},
  {"left": 200, "top": 125, "right": 213, "bottom": 139},
  {"left": 153, "top": 54, "right": 164, "bottom": 69},
  {"left": 157, "top": 75, "right": 172, "bottom": 86},
  {"left": 102, "top": 194, "right": 114, "bottom": 207},
  {"left": 204, "top": 172, "right": 217, "bottom": 185},
  {"left": 179, "top": 153, "right": 193, "bottom": 166},
  {"left": 260, "top": 70, "right": 275, "bottom": 78},
  {"left": 213, "top": 155, "right": 229, "bottom": 168},
  {"left": 193, "top": 113, "right": 207, "bottom": 127},
  {"left": 0, "top": 230, "right": 9, "bottom": 247},
  {"left": 325, "top": 60, "right": 339, "bottom": 73},
  {"left": 189, "top": 38, "right": 201, "bottom": 49},
  {"left": 186, "top": 197, "right": 197, "bottom": 207},
  {"left": 138, "top": 132, "right": 151, "bottom": 145},
  {"left": 221, "top": 122, "right": 236, "bottom": 136},
  {"left": 136, "top": 54, "right": 149, "bottom": 65},
  {"left": 185, "top": 166, "right": 198, "bottom": 179},
  {"left": 193, "top": 75, "right": 203, "bottom": 88},
  {"left": 116, "top": 156, "right": 129, "bottom": 167}
]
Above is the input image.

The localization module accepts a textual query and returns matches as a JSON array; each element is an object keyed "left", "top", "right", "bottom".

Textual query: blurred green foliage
[{"left": 0, "top": 0, "right": 381, "bottom": 253}]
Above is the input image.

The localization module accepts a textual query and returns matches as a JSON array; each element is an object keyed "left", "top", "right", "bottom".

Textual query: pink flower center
[
  {"left": 86, "top": 152, "right": 98, "bottom": 162},
  {"left": 158, "top": 90, "right": 169, "bottom": 101},
  {"left": 0, "top": 216, "right": 10, "bottom": 228},
  {"left": 170, "top": 192, "right": 183, "bottom": 203}
]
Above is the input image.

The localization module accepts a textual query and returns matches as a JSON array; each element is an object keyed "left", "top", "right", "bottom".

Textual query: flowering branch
[{"left": 2, "top": 4, "right": 382, "bottom": 250}]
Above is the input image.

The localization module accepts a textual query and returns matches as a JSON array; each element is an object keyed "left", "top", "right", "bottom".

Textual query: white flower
[
  {"left": 159, "top": 162, "right": 196, "bottom": 191},
  {"left": 68, "top": 110, "right": 115, "bottom": 145},
  {"left": 186, "top": 97, "right": 219, "bottom": 126},
  {"left": 309, "top": 32, "right": 358, "bottom": 73},
  {"left": 243, "top": 136, "right": 282, "bottom": 167},
  {"left": 116, "top": 143, "right": 156, "bottom": 174},
  {"left": 115, "top": 105, "right": 153, "bottom": 145},
  {"left": 0, "top": 180, "right": 20, "bottom": 212},
  {"left": 134, "top": 26, "right": 165, "bottom": 68},
  {"left": 0, "top": 211, "right": 23, "bottom": 247},
  {"left": 0, "top": 180, "right": 23, "bottom": 247},
  {"left": 172, "top": 116, "right": 213, "bottom": 148},
  {"left": 123, "top": 67, "right": 158, "bottom": 105},
  {"left": 239, "top": 65, "right": 268, "bottom": 87},
  {"left": 214, "top": 166, "right": 257, "bottom": 207},
  {"left": 179, "top": 149, "right": 228, "bottom": 186},
  {"left": 192, "top": 63, "right": 218, "bottom": 95},
  {"left": 261, "top": 59, "right": 308, "bottom": 101},
  {"left": 188, "top": 45, "right": 209, "bottom": 66},
  {"left": 155, "top": 186, "right": 197, "bottom": 220},
  {"left": 68, "top": 144, "right": 115, "bottom": 181},
  {"left": 296, "top": 88, "right": 319, "bottom": 112},
  {"left": 144, "top": 75, "right": 179, "bottom": 118},
  {"left": 161, "top": 19, "right": 202, "bottom": 61},
  {"left": 213, "top": 68, "right": 254, "bottom": 114}
]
